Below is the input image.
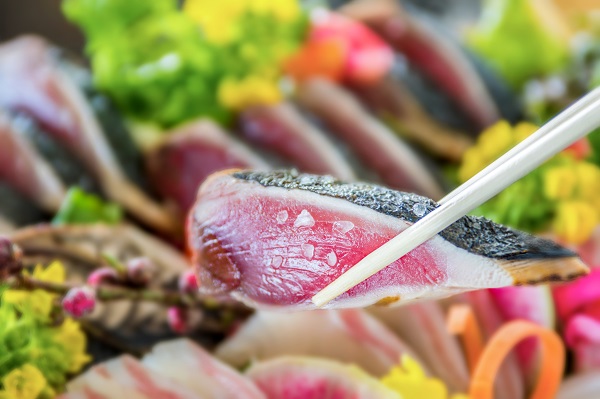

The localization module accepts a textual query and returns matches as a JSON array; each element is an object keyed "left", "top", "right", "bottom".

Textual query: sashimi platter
[{"left": 1, "top": 0, "right": 600, "bottom": 398}]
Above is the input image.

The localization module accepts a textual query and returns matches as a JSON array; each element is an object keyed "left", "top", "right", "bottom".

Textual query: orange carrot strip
[
  {"left": 447, "top": 304, "right": 485, "bottom": 374},
  {"left": 469, "top": 320, "right": 565, "bottom": 399}
]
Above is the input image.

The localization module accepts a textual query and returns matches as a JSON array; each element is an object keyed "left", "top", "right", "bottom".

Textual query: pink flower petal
[
  {"left": 564, "top": 315, "right": 600, "bottom": 348},
  {"left": 564, "top": 315, "right": 600, "bottom": 372},
  {"left": 553, "top": 269, "right": 600, "bottom": 323},
  {"left": 310, "top": 11, "right": 393, "bottom": 85}
]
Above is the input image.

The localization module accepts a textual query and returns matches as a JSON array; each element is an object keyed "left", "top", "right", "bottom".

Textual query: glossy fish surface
[{"left": 188, "top": 170, "right": 588, "bottom": 310}]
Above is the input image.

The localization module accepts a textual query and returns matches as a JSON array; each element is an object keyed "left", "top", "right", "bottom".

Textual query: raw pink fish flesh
[
  {"left": 146, "top": 120, "right": 268, "bottom": 213},
  {"left": 188, "top": 170, "right": 586, "bottom": 310},
  {"left": 239, "top": 103, "right": 356, "bottom": 181},
  {"left": 216, "top": 309, "right": 424, "bottom": 377}
]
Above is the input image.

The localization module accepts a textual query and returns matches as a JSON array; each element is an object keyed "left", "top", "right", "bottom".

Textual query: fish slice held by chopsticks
[{"left": 187, "top": 170, "right": 588, "bottom": 310}]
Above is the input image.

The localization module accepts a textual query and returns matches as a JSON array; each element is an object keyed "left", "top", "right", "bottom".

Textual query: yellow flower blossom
[
  {"left": 30, "top": 261, "right": 66, "bottom": 284},
  {"left": 554, "top": 201, "right": 599, "bottom": 244},
  {"left": 3, "top": 290, "right": 54, "bottom": 321},
  {"left": 185, "top": 0, "right": 300, "bottom": 43},
  {"left": 574, "top": 162, "right": 600, "bottom": 201},
  {"left": 458, "top": 121, "right": 537, "bottom": 182},
  {"left": 4, "top": 261, "right": 66, "bottom": 321},
  {"left": 381, "top": 355, "right": 469, "bottom": 399},
  {"left": 459, "top": 120, "right": 600, "bottom": 244},
  {"left": 51, "top": 318, "right": 91, "bottom": 373},
  {"left": 544, "top": 164, "right": 577, "bottom": 200},
  {"left": 218, "top": 76, "right": 282, "bottom": 110},
  {"left": 0, "top": 364, "right": 47, "bottom": 399}
]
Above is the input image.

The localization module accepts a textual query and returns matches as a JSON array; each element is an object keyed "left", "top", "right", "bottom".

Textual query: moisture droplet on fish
[
  {"left": 412, "top": 203, "right": 427, "bottom": 217},
  {"left": 333, "top": 221, "right": 354, "bottom": 235},
  {"left": 294, "top": 210, "right": 315, "bottom": 228},
  {"left": 271, "top": 255, "right": 283, "bottom": 268},
  {"left": 276, "top": 210, "right": 288, "bottom": 224},
  {"left": 301, "top": 243, "right": 315, "bottom": 260},
  {"left": 326, "top": 251, "right": 337, "bottom": 266}
]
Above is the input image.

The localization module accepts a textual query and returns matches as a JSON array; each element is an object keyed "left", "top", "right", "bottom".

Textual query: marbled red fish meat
[
  {"left": 340, "top": 0, "right": 500, "bottom": 129},
  {"left": 0, "top": 111, "right": 65, "bottom": 212},
  {"left": 188, "top": 170, "right": 587, "bottom": 310},
  {"left": 146, "top": 120, "right": 269, "bottom": 213},
  {"left": 0, "top": 36, "right": 175, "bottom": 233},
  {"left": 297, "top": 78, "right": 444, "bottom": 199},
  {"left": 239, "top": 103, "right": 356, "bottom": 180}
]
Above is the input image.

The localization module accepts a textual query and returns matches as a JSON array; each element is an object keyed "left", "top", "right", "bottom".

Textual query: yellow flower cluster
[
  {"left": 0, "top": 364, "right": 48, "bottom": 399},
  {"left": 218, "top": 76, "right": 282, "bottom": 110},
  {"left": 459, "top": 121, "right": 536, "bottom": 183},
  {"left": 184, "top": 0, "right": 301, "bottom": 44},
  {"left": 4, "top": 261, "right": 65, "bottom": 322},
  {"left": 381, "top": 356, "right": 469, "bottom": 399},
  {"left": 459, "top": 120, "right": 600, "bottom": 244},
  {"left": 51, "top": 318, "right": 92, "bottom": 373},
  {"left": 544, "top": 157, "right": 600, "bottom": 244},
  {"left": 1, "top": 261, "right": 91, "bottom": 396}
]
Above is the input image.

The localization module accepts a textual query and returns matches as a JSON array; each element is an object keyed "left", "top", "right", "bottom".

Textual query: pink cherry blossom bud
[
  {"left": 126, "top": 257, "right": 156, "bottom": 286},
  {"left": 167, "top": 306, "right": 188, "bottom": 334},
  {"left": 62, "top": 286, "right": 96, "bottom": 318},
  {"left": 87, "top": 267, "right": 119, "bottom": 286},
  {"left": 178, "top": 270, "right": 199, "bottom": 293}
]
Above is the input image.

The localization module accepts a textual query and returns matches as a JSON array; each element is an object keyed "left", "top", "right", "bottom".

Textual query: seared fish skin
[
  {"left": 234, "top": 170, "right": 574, "bottom": 263},
  {"left": 189, "top": 170, "right": 587, "bottom": 310}
]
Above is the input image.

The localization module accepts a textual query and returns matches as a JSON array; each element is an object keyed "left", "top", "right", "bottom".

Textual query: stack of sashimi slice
[{"left": 58, "top": 337, "right": 402, "bottom": 399}]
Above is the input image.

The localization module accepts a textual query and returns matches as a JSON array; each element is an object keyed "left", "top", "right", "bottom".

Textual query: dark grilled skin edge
[
  {"left": 9, "top": 112, "right": 100, "bottom": 194},
  {"left": 56, "top": 53, "right": 151, "bottom": 193},
  {"left": 233, "top": 170, "right": 576, "bottom": 261},
  {"left": 0, "top": 183, "right": 48, "bottom": 226}
]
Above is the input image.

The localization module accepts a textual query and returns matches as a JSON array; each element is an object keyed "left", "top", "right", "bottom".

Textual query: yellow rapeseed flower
[
  {"left": 51, "top": 318, "right": 92, "bottom": 373},
  {"left": 544, "top": 164, "right": 577, "bottom": 200},
  {"left": 574, "top": 161, "right": 600, "bottom": 201},
  {"left": 458, "top": 121, "right": 537, "bottom": 182},
  {"left": 4, "top": 261, "right": 66, "bottom": 321},
  {"left": 30, "top": 261, "right": 66, "bottom": 283},
  {"left": 184, "top": 0, "right": 300, "bottom": 43},
  {"left": 184, "top": 0, "right": 244, "bottom": 43},
  {"left": 218, "top": 76, "right": 282, "bottom": 110},
  {"left": 0, "top": 364, "right": 47, "bottom": 399},
  {"left": 554, "top": 200, "right": 599, "bottom": 244},
  {"left": 381, "top": 355, "right": 469, "bottom": 399}
]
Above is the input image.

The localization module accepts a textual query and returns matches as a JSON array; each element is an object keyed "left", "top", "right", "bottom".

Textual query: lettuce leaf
[
  {"left": 467, "top": 0, "right": 569, "bottom": 89},
  {"left": 63, "top": 0, "right": 230, "bottom": 127},
  {"left": 52, "top": 187, "right": 122, "bottom": 225}
]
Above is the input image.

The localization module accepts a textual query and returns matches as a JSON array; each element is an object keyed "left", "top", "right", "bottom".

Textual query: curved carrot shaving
[
  {"left": 469, "top": 320, "right": 565, "bottom": 399},
  {"left": 447, "top": 304, "right": 484, "bottom": 374}
]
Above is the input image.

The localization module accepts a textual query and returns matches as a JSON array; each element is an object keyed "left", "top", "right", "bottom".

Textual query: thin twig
[{"left": 8, "top": 274, "right": 251, "bottom": 316}]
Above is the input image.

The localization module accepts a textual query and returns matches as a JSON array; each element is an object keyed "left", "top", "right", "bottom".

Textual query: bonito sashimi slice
[
  {"left": 246, "top": 357, "right": 400, "bottom": 399},
  {"left": 369, "top": 301, "right": 470, "bottom": 393},
  {"left": 239, "top": 103, "right": 356, "bottom": 181},
  {"left": 188, "top": 170, "right": 588, "bottom": 310},
  {"left": 0, "top": 111, "right": 65, "bottom": 212},
  {"left": 296, "top": 78, "right": 444, "bottom": 199},
  {"left": 142, "top": 338, "right": 266, "bottom": 399},
  {"left": 146, "top": 120, "right": 269, "bottom": 213},
  {"left": 215, "top": 309, "right": 424, "bottom": 377},
  {"left": 68, "top": 355, "right": 199, "bottom": 399},
  {"left": 0, "top": 36, "right": 176, "bottom": 234}
]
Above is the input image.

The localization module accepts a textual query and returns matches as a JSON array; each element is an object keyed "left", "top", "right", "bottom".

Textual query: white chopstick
[
  {"left": 312, "top": 87, "right": 600, "bottom": 307},
  {"left": 439, "top": 87, "right": 600, "bottom": 205}
]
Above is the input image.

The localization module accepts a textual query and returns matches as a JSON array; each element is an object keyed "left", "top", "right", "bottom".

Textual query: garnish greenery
[
  {"left": 52, "top": 187, "right": 122, "bottom": 226},
  {"left": 63, "top": 0, "right": 307, "bottom": 128},
  {"left": 0, "top": 262, "right": 90, "bottom": 398},
  {"left": 459, "top": 121, "right": 600, "bottom": 244},
  {"left": 467, "top": 0, "right": 569, "bottom": 89}
]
